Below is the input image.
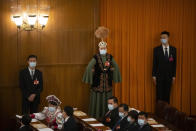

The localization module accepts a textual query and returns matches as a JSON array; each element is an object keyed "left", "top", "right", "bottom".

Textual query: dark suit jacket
[
  {"left": 138, "top": 123, "right": 152, "bottom": 131},
  {"left": 19, "top": 125, "right": 33, "bottom": 131},
  {"left": 62, "top": 116, "right": 78, "bottom": 131},
  {"left": 124, "top": 122, "right": 139, "bottom": 131},
  {"left": 19, "top": 68, "right": 43, "bottom": 99},
  {"left": 103, "top": 107, "right": 120, "bottom": 128},
  {"left": 152, "top": 45, "right": 176, "bottom": 78},
  {"left": 114, "top": 116, "right": 129, "bottom": 131}
]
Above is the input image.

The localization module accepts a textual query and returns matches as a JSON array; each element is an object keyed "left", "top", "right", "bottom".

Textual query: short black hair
[
  {"left": 49, "top": 101, "right": 58, "bottom": 106},
  {"left": 27, "top": 55, "right": 37, "bottom": 61},
  {"left": 128, "top": 110, "right": 138, "bottom": 120},
  {"left": 161, "top": 31, "right": 170, "bottom": 37},
  {"left": 64, "top": 106, "right": 74, "bottom": 116},
  {"left": 119, "top": 104, "right": 129, "bottom": 112},
  {"left": 21, "top": 114, "right": 32, "bottom": 125},
  {"left": 138, "top": 111, "right": 148, "bottom": 118},
  {"left": 108, "top": 96, "right": 118, "bottom": 104}
]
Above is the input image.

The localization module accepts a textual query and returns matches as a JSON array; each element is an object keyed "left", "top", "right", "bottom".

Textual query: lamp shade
[
  {"left": 27, "top": 15, "right": 37, "bottom": 26},
  {"left": 12, "top": 16, "right": 23, "bottom": 26},
  {"left": 39, "top": 15, "right": 49, "bottom": 26}
]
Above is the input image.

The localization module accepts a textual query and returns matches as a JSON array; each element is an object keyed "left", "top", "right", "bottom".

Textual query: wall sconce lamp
[
  {"left": 11, "top": 1, "right": 50, "bottom": 31},
  {"left": 12, "top": 14, "right": 49, "bottom": 31}
]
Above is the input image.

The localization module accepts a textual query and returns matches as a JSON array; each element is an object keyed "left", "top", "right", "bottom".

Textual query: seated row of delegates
[
  {"left": 113, "top": 104, "right": 152, "bottom": 131},
  {"left": 125, "top": 110, "right": 152, "bottom": 131},
  {"left": 102, "top": 96, "right": 152, "bottom": 131}
]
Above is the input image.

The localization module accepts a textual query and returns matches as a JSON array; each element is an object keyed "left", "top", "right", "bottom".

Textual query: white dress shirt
[
  {"left": 29, "top": 68, "right": 35, "bottom": 79},
  {"left": 162, "top": 44, "right": 169, "bottom": 56},
  {"left": 64, "top": 116, "right": 70, "bottom": 122},
  {"left": 28, "top": 67, "right": 35, "bottom": 79}
]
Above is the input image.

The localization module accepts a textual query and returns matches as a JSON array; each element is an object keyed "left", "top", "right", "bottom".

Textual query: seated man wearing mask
[
  {"left": 30, "top": 95, "right": 64, "bottom": 129},
  {"left": 125, "top": 110, "right": 139, "bottom": 131},
  {"left": 113, "top": 104, "right": 129, "bottom": 131},
  {"left": 19, "top": 114, "right": 33, "bottom": 131},
  {"left": 137, "top": 111, "right": 152, "bottom": 131},
  {"left": 61, "top": 106, "right": 78, "bottom": 131},
  {"left": 102, "top": 96, "right": 120, "bottom": 128}
]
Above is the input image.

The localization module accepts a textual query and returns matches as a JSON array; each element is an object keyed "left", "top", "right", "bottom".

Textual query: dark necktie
[
  {"left": 112, "top": 118, "right": 122, "bottom": 131},
  {"left": 105, "top": 110, "right": 111, "bottom": 116},
  {"left": 165, "top": 48, "right": 169, "bottom": 60},
  {"left": 31, "top": 70, "right": 34, "bottom": 79}
]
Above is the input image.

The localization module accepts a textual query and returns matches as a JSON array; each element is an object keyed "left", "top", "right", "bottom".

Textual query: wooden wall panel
[
  {"left": 0, "top": 0, "right": 99, "bottom": 129},
  {"left": 37, "top": 65, "right": 90, "bottom": 110},
  {"left": 100, "top": 0, "right": 196, "bottom": 115}
]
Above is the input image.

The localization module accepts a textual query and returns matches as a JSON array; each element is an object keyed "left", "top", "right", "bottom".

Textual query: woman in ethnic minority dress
[
  {"left": 83, "top": 26, "right": 121, "bottom": 119},
  {"left": 30, "top": 95, "right": 64, "bottom": 129}
]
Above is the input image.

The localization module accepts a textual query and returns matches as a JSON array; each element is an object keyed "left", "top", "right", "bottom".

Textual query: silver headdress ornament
[
  {"left": 46, "top": 95, "right": 62, "bottom": 106},
  {"left": 98, "top": 41, "right": 107, "bottom": 48}
]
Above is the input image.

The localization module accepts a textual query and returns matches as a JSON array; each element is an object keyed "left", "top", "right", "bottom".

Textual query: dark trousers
[
  {"left": 22, "top": 95, "right": 40, "bottom": 114},
  {"left": 156, "top": 75, "right": 172, "bottom": 103}
]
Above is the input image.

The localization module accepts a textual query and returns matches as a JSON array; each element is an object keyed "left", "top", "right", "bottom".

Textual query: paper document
[
  {"left": 90, "top": 123, "right": 104, "bottom": 127},
  {"left": 151, "top": 124, "right": 165, "bottom": 127},
  {"left": 31, "top": 119, "right": 39, "bottom": 122},
  {"left": 82, "top": 118, "right": 96, "bottom": 121},
  {"left": 38, "top": 128, "right": 54, "bottom": 131}
]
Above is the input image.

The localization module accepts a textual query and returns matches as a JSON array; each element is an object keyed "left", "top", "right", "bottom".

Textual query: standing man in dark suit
[
  {"left": 19, "top": 55, "right": 43, "bottom": 114},
  {"left": 102, "top": 96, "right": 120, "bottom": 129},
  {"left": 152, "top": 31, "right": 176, "bottom": 103}
]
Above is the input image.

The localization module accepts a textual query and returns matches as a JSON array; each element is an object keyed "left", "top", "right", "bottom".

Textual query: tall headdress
[
  {"left": 46, "top": 95, "right": 62, "bottom": 106},
  {"left": 95, "top": 26, "right": 109, "bottom": 48}
]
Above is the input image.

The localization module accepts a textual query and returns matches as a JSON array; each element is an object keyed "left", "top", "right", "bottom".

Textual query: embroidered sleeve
[
  {"left": 82, "top": 58, "right": 96, "bottom": 85},
  {"left": 56, "top": 112, "right": 64, "bottom": 129},
  {"left": 33, "top": 107, "right": 47, "bottom": 120}
]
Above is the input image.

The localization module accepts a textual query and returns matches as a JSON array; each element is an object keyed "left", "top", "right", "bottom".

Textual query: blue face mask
[
  {"left": 100, "top": 49, "right": 107, "bottom": 55},
  {"left": 29, "top": 62, "right": 36, "bottom": 68},
  {"left": 127, "top": 117, "right": 131, "bottom": 122},
  {"left": 138, "top": 119, "right": 145, "bottom": 126},
  {"left": 48, "top": 107, "right": 56, "bottom": 112},
  {"left": 160, "top": 39, "right": 167, "bottom": 44},
  {"left": 108, "top": 104, "right": 114, "bottom": 111},
  {"left": 127, "top": 117, "right": 134, "bottom": 124},
  {"left": 119, "top": 112, "right": 124, "bottom": 118}
]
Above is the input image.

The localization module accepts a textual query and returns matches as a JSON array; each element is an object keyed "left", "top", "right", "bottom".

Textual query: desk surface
[{"left": 74, "top": 115, "right": 111, "bottom": 131}]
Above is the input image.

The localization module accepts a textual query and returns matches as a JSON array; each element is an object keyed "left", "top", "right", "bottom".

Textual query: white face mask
[
  {"left": 138, "top": 119, "right": 145, "bottom": 126},
  {"left": 127, "top": 117, "right": 131, "bottom": 122},
  {"left": 160, "top": 39, "right": 167, "bottom": 44},
  {"left": 100, "top": 49, "right": 107, "bottom": 55},
  {"left": 29, "top": 62, "right": 36, "bottom": 68},
  {"left": 119, "top": 112, "right": 124, "bottom": 118},
  {"left": 48, "top": 107, "right": 56, "bottom": 112},
  {"left": 108, "top": 104, "right": 114, "bottom": 111},
  {"left": 127, "top": 117, "right": 134, "bottom": 124}
]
